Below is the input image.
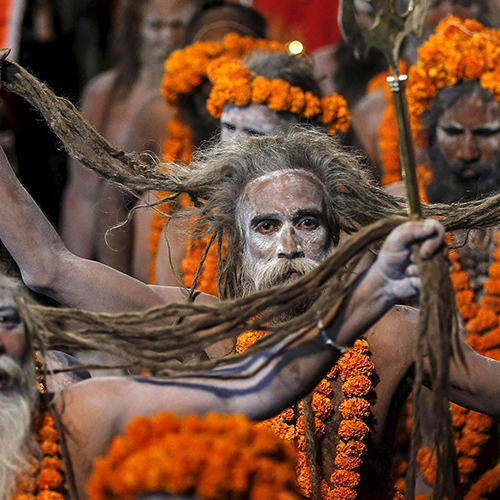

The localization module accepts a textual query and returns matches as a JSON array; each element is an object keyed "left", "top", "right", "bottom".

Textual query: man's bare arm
[
  {"left": 447, "top": 341, "right": 500, "bottom": 417},
  {"left": 0, "top": 146, "right": 184, "bottom": 312}
]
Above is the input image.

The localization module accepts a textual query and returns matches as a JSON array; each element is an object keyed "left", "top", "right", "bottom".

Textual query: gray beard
[
  {"left": 240, "top": 250, "right": 325, "bottom": 323},
  {"left": 0, "top": 356, "right": 38, "bottom": 500}
]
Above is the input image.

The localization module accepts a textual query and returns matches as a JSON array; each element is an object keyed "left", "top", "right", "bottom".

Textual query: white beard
[
  {"left": 0, "top": 356, "right": 37, "bottom": 500},
  {"left": 239, "top": 250, "right": 326, "bottom": 323},
  {"left": 240, "top": 249, "right": 321, "bottom": 295}
]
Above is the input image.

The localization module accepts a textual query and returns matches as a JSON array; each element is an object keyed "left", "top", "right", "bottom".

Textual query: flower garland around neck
[
  {"left": 205, "top": 58, "right": 351, "bottom": 135},
  {"left": 10, "top": 355, "right": 65, "bottom": 500},
  {"left": 149, "top": 34, "right": 286, "bottom": 285},
  {"left": 236, "top": 333, "right": 399, "bottom": 500},
  {"left": 378, "top": 15, "right": 500, "bottom": 187},
  {"left": 86, "top": 412, "right": 303, "bottom": 500}
]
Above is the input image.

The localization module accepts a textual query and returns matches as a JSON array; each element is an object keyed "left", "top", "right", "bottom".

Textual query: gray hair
[{"left": 173, "top": 125, "right": 406, "bottom": 298}]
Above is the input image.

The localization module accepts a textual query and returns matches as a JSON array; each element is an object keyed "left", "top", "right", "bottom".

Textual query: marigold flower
[
  {"left": 339, "top": 398, "right": 371, "bottom": 419},
  {"left": 330, "top": 486, "right": 357, "bottom": 500},
  {"left": 36, "top": 468, "right": 63, "bottom": 490},
  {"left": 338, "top": 352, "right": 375, "bottom": 380},
  {"left": 36, "top": 493, "right": 65, "bottom": 500},
  {"left": 342, "top": 375, "right": 372, "bottom": 397},
  {"left": 338, "top": 419, "right": 370, "bottom": 441},
  {"left": 40, "top": 441, "right": 58, "bottom": 457},
  {"left": 331, "top": 470, "right": 360, "bottom": 488},
  {"left": 337, "top": 440, "right": 367, "bottom": 457},
  {"left": 334, "top": 454, "right": 363, "bottom": 471}
]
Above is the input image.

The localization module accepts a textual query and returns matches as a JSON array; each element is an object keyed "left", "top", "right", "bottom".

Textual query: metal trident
[{"left": 339, "top": 0, "right": 429, "bottom": 218}]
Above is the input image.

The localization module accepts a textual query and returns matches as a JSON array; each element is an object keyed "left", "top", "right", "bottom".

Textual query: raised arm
[{"left": 0, "top": 145, "right": 182, "bottom": 312}]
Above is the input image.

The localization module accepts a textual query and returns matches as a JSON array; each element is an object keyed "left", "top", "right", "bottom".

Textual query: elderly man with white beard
[{"left": 5, "top": 125, "right": 500, "bottom": 498}]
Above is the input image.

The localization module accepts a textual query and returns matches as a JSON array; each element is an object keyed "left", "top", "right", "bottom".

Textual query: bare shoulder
[
  {"left": 79, "top": 70, "right": 117, "bottom": 119},
  {"left": 366, "top": 305, "right": 419, "bottom": 368},
  {"left": 125, "top": 94, "right": 175, "bottom": 154},
  {"left": 81, "top": 70, "right": 117, "bottom": 101},
  {"left": 56, "top": 377, "right": 137, "bottom": 494},
  {"left": 56, "top": 376, "right": 129, "bottom": 422},
  {"left": 147, "top": 284, "right": 218, "bottom": 305}
]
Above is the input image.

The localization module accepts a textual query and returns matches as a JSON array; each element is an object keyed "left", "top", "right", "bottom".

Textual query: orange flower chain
[
  {"left": 148, "top": 116, "right": 194, "bottom": 284},
  {"left": 161, "top": 33, "right": 285, "bottom": 106},
  {"left": 237, "top": 330, "right": 402, "bottom": 500},
  {"left": 86, "top": 412, "right": 303, "bottom": 500},
  {"left": 9, "top": 412, "right": 65, "bottom": 500},
  {"left": 206, "top": 57, "right": 351, "bottom": 135}
]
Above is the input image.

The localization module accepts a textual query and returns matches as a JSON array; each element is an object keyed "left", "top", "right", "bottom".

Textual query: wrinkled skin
[{"left": 427, "top": 92, "right": 500, "bottom": 203}]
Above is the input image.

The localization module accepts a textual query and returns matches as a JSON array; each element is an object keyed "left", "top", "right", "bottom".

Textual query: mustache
[
  {"left": 447, "top": 160, "right": 494, "bottom": 179},
  {"left": 252, "top": 257, "right": 319, "bottom": 291}
]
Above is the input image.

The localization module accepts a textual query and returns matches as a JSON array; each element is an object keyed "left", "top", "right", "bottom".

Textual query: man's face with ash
[
  {"left": 0, "top": 280, "right": 36, "bottom": 499},
  {"left": 427, "top": 91, "right": 500, "bottom": 203},
  {"left": 238, "top": 170, "right": 332, "bottom": 295},
  {"left": 140, "top": 0, "right": 197, "bottom": 66},
  {"left": 221, "top": 104, "right": 300, "bottom": 142}
]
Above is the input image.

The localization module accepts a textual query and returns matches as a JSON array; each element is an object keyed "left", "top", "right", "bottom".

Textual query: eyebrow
[
  {"left": 242, "top": 127, "right": 265, "bottom": 136},
  {"left": 292, "top": 208, "right": 323, "bottom": 221},
  {"left": 472, "top": 123, "right": 500, "bottom": 132},
  {"left": 250, "top": 208, "right": 323, "bottom": 228},
  {"left": 250, "top": 213, "right": 282, "bottom": 227}
]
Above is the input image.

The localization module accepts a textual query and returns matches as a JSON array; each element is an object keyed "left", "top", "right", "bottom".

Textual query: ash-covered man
[
  {"left": 0, "top": 150, "right": 446, "bottom": 499},
  {"left": 4, "top": 117, "right": 500, "bottom": 498},
  {"left": 61, "top": 0, "right": 198, "bottom": 272}
]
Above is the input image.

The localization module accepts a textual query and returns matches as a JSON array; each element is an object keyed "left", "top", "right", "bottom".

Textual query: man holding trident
[{"left": 340, "top": 0, "right": 461, "bottom": 497}]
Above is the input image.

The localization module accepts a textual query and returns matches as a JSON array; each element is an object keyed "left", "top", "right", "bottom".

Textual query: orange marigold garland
[
  {"left": 237, "top": 329, "right": 376, "bottom": 499},
  {"left": 206, "top": 58, "right": 351, "bottom": 135},
  {"left": 86, "top": 412, "right": 303, "bottom": 500},
  {"left": 410, "top": 228, "right": 500, "bottom": 495},
  {"left": 148, "top": 116, "right": 193, "bottom": 284},
  {"left": 9, "top": 364, "right": 65, "bottom": 500},
  {"left": 161, "top": 33, "right": 285, "bottom": 107}
]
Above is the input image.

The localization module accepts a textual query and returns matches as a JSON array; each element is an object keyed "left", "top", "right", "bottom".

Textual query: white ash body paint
[
  {"left": 236, "top": 170, "right": 333, "bottom": 293},
  {"left": 221, "top": 103, "right": 300, "bottom": 141}
]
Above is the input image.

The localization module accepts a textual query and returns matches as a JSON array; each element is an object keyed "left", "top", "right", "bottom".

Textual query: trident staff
[{"left": 339, "top": 1, "right": 461, "bottom": 499}]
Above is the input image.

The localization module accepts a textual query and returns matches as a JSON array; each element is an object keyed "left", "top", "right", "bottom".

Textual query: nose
[
  {"left": 458, "top": 131, "right": 480, "bottom": 163},
  {"left": 277, "top": 226, "right": 305, "bottom": 259}
]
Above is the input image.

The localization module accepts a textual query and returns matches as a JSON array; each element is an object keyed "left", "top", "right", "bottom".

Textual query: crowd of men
[{"left": 2, "top": 0, "right": 500, "bottom": 499}]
